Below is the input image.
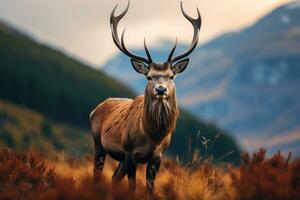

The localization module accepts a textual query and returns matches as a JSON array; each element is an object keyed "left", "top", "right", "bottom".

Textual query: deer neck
[{"left": 142, "top": 89, "right": 179, "bottom": 144}]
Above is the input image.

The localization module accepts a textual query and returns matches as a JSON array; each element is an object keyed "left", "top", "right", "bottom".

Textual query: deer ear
[
  {"left": 131, "top": 59, "right": 149, "bottom": 75},
  {"left": 172, "top": 58, "right": 189, "bottom": 74}
]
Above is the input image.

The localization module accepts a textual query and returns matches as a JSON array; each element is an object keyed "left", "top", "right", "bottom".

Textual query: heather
[{"left": 0, "top": 148, "right": 299, "bottom": 200}]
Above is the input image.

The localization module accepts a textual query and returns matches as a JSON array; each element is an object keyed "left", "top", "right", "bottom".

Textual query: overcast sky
[{"left": 0, "top": 0, "right": 292, "bottom": 66}]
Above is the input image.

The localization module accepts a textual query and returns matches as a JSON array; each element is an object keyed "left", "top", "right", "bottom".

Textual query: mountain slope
[
  {"left": 0, "top": 21, "right": 134, "bottom": 128},
  {"left": 102, "top": 1, "right": 300, "bottom": 154},
  {"left": 0, "top": 20, "right": 240, "bottom": 162},
  {"left": 0, "top": 99, "right": 91, "bottom": 156}
]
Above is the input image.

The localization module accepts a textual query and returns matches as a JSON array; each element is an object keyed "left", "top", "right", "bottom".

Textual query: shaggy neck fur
[{"left": 143, "top": 87, "right": 179, "bottom": 144}]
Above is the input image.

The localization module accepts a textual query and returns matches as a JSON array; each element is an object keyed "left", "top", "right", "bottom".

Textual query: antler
[
  {"left": 110, "top": 1, "right": 152, "bottom": 64},
  {"left": 167, "top": 2, "right": 202, "bottom": 64}
]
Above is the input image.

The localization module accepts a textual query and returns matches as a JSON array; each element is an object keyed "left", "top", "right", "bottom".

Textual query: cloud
[{"left": 249, "top": 129, "right": 300, "bottom": 148}]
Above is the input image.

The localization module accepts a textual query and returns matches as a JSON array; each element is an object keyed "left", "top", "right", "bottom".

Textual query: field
[{"left": 0, "top": 148, "right": 299, "bottom": 200}]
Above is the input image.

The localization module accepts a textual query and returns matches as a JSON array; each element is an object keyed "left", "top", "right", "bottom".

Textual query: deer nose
[{"left": 155, "top": 85, "right": 167, "bottom": 95}]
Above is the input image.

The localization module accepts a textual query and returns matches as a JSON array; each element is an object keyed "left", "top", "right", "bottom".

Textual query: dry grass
[
  {"left": 48, "top": 155, "right": 234, "bottom": 200},
  {"left": 0, "top": 148, "right": 299, "bottom": 200},
  {"left": 231, "top": 148, "right": 300, "bottom": 200}
]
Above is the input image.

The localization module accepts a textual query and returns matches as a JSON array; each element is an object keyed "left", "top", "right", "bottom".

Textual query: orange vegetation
[{"left": 0, "top": 148, "right": 299, "bottom": 200}]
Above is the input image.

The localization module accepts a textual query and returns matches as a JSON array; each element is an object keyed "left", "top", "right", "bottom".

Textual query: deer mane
[{"left": 143, "top": 88, "right": 179, "bottom": 143}]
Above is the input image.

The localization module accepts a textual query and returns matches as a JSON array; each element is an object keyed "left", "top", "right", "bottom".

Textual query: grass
[
  {"left": 0, "top": 148, "right": 299, "bottom": 200},
  {"left": 0, "top": 99, "right": 93, "bottom": 156}
]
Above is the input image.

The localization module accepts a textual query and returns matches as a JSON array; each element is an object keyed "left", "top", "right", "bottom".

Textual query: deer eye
[
  {"left": 147, "top": 76, "right": 152, "bottom": 81},
  {"left": 170, "top": 76, "right": 174, "bottom": 80}
]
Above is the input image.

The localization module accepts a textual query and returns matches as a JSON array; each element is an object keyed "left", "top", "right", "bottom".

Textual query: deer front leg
[
  {"left": 125, "top": 152, "right": 137, "bottom": 198},
  {"left": 146, "top": 156, "right": 161, "bottom": 199}
]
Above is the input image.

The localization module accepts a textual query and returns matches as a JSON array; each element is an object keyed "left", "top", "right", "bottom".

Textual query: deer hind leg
[
  {"left": 93, "top": 134, "right": 106, "bottom": 184},
  {"left": 146, "top": 156, "right": 161, "bottom": 199},
  {"left": 112, "top": 162, "right": 126, "bottom": 183}
]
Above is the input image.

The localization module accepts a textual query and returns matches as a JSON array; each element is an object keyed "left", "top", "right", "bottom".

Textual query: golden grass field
[
  {"left": 0, "top": 148, "right": 299, "bottom": 200},
  {"left": 51, "top": 156, "right": 235, "bottom": 200}
]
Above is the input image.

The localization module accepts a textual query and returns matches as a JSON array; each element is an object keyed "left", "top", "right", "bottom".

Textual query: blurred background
[{"left": 0, "top": 0, "right": 299, "bottom": 163}]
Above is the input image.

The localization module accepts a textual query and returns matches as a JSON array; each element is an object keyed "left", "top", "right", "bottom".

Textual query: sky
[{"left": 0, "top": 0, "right": 293, "bottom": 66}]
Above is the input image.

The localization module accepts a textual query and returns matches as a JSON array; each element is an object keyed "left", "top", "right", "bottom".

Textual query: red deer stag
[{"left": 90, "top": 1, "right": 201, "bottom": 198}]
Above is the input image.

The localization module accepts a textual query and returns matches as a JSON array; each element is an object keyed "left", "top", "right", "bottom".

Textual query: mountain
[
  {"left": 0, "top": 20, "right": 240, "bottom": 162},
  {"left": 0, "top": 20, "right": 134, "bottom": 128},
  {"left": 102, "top": 1, "right": 300, "bottom": 155}
]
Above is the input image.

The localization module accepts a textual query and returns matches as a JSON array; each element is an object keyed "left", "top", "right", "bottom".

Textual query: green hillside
[
  {"left": 0, "top": 21, "right": 240, "bottom": 162},
  {"left": 0, "top": 25, "right": 134, "bottom": 128},
  {"left": 0, "top": 99, "right": 91, "bottom": 156}
]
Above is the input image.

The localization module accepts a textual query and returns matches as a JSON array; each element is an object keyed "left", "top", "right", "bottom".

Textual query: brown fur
[
  {"left": 90, "top": 64, "right": 179, "bottom": 163},
  {"left": 143, "top": 86, "right": 178, "bottom": 144},
  {"left": 90, "top": 91, "right": 178, "bottom": 160},
  {"left": 90, "top": 61, "right": 186, "bottom": 199},
  {"left": 99, "top": 2, "right": 200, "bottom": 197}
]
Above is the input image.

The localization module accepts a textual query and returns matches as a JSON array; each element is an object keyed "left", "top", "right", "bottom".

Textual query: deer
[{"left": 90, "top": 1, "right": 201, "bottom": 198}]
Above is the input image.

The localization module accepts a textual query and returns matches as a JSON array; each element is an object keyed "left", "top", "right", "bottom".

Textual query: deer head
[{"left": 110, "top": 1, "right": 201, "bottom": 100}]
